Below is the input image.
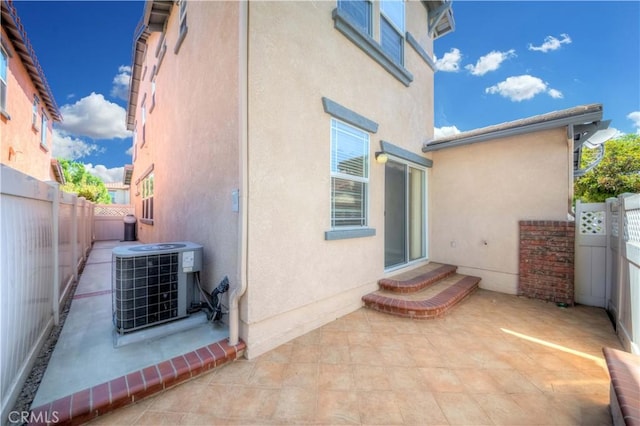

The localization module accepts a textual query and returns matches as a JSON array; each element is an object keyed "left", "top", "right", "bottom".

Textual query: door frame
[{"left": 384, "top": 156, "right": 428, "bottom": 271}]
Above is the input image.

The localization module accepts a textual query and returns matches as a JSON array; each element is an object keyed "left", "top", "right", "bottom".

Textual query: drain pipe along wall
[{"left": 229, "top": 0, "right": 248, "bottom": 347}]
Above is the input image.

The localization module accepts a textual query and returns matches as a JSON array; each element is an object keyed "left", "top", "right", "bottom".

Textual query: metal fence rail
[{"left": 0, "top": 165, "right": 93, "bottom": 423}]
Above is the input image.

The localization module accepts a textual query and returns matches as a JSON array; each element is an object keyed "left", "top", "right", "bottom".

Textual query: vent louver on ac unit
[{"left": 112, "top": 242, "right": 203, "bottom": 334}]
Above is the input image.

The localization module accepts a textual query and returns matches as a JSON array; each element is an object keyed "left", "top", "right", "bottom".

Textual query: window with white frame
[
  {"left": 40, "top": 112, "right": 48, "bottom": 148},
  {"left": 151, "top": 78, "right": 156, "bottom": 111},
  {"left": 175, "top": 0, "right": 188, "bottom": 53},
  {"left": 32, "top": 95, "right": 39, "bottom": 130},
  {"left": 179, "top": 0, "right": 188, "bottom": 37},
  {"left": 330, "top": 118, "right": 370, "bottom": 228},
  {"left": 0, "top": 45, "right": 7, "bottom": 113},
  {"left": 141, "top": 97, "right": 146, "bottom": 145},
  {"left": 141, "top": 172, "right": 154, "bottom": 222}
]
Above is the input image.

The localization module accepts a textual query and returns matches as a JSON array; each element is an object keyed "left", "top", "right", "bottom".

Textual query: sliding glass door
[{"left": 384, "top": 160, "right": 426, "bottom": 268}]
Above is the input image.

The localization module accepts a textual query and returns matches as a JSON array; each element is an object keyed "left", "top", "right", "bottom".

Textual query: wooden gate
[{"left": 575, "top": 201, "right": 608, "bottom": 307}]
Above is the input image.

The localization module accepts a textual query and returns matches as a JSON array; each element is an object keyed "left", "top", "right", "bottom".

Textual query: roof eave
[
  {"left": 423, "top": 104, "right": 604, "bottom": 153},
  {"left": 1, "top": 0, "right": 62, "bottom": 121}
]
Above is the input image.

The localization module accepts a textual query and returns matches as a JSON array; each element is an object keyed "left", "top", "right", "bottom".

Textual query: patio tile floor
[{"left": 87, "top": 282, "right": 622, "bottom": 425}]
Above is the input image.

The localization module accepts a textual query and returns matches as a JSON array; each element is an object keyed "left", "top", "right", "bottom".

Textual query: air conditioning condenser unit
[{"left": 112, "top": 242, "right": 203, "bottom": 334}]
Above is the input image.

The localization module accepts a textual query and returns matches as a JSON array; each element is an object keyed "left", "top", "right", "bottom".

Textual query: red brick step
[{"left": 363, "top": 264, "right": 480, "bottom": 319}]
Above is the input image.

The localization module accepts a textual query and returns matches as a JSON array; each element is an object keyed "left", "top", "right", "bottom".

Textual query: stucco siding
[
  {"left": 131, "top": 1, "right": 241, "bottom": 292},
  {"left": 244, "top": 1, "right": 435, "bottom": 356},
  {"left": 0, "top": 28, "right": 55, "bottom": 182},
  {"left": 428, "top": 128, "right": 571, "bottom": 294}
]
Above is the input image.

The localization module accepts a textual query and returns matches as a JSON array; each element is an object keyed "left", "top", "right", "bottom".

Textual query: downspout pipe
[{"left": 229, "top": 0, "right": 249, "bottom": 347}]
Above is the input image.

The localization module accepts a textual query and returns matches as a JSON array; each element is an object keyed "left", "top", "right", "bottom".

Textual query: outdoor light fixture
[{"left": 375, "top": 152, "right": 388, "bottom": 164}]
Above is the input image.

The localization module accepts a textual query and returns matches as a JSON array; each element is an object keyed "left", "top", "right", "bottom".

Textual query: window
[
  {"left": 179, "top": 0, "right": 188, "bottom": 37},
  {"left": 40, "top": 112, "right": 48, "bottom": 148},
  {"left": 330, "top": 119, "right": 370, "bottom": 228},
  {"left": 141, "top": 172, "right": 154, "bottom": 223},
  {"left": 175, "top": 0, "right": 188, "bottom": 53},
  {"left": 0, "top": 46, "right": 7, "bottom": 113},
  {"left": 333, "top": 0, "right": 412, "bottom": 85},
  {"left": 150, "top": 78, "right": 156, "bottom": 111},
  {"left": 32, "top": 95, "right": 39, "bottom": 130},
  {"left": 337, "top": 0, "right": 372, "bottom": 36},
  {"left": 141, "top": 97, "right": 146, "bottom": 146},
  {"left": 380, "top": 0, "right": 405, "bottom": 64}
]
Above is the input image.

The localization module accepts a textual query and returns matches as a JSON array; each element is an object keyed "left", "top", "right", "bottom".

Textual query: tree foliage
[
  {"left": 574, "top": 133, "right": 640, "bottom": 202},
  {"left": 58, "top": 159, "right": 111, "bottom": 204}
]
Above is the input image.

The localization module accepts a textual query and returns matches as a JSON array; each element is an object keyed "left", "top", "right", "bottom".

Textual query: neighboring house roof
[
  {"left": 423, "top": 104, "right": 611, "bottom": 177},
  {"left": 1, "top": 0, "right": 61, "bottom": 121},
  {"left": 50, "top": 158, "right": 65, "bottom": 184}
]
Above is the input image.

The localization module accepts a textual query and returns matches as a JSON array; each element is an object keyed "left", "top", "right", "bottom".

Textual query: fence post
[
  {"left": 616, "top": 195, "right": 625, "bottom": 330},
  {"left": 71, "top": 193, "right": 79, "bottom": 281},
  {"left": 50, "top": 183, "right": 60, "bottom": 325},
  {"left": 623, "top": 194, "right": 640, "bottom": 354}
]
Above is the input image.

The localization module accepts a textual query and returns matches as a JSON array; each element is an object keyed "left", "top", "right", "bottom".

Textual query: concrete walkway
[
  {"left": 31, "top": 241, "right": 230, "bottom": 410},
  {"left": 87, "top": 286, "right": 622, "bottom": 425}
]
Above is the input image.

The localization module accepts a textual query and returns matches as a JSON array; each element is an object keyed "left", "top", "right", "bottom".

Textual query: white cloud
[
  {"left": 126, "top": 145, "right": 134, "bottom": 156},
  {"left": 52, "top": 129, "right": 100, "bottom": 160},
  {"left": 465, "top": 49, "right": 516, "bottom": 76},
  {"left": 485, "top": 75, "right": 561, "bottom": 102},
  {"left": 528, "top": 34, "right": 572, "bottom": 53},
  {"left": 110, "top": 65, "right": 131, "bottom": 101},
  {"left": 547, "top": 88, "right": 564, "bottom": 99},
  {"left": 84, "top": 164, "right": 125, "bottom": 183},
  {"left": 435, "top": 48, "right": 462, "bottom": 72},
  {"left": 434, "top": 125, "right": 461, "bottom": 139},
  {"left": 627, "top": 111, "right": 640, "bottom": 133},
  {"left": 58, "top": 92, "right": 132, "bottom": 139}
]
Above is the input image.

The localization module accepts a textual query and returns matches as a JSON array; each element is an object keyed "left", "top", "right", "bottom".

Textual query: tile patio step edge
[
  {"left": 378, "top": 264, "right": 457, "bottom": 293},
  {"left": 28, "top": 339, "right": 246, "bottom": 426},
  {"left": 362, "top": 275, "right": 480, "bottom": 319}
]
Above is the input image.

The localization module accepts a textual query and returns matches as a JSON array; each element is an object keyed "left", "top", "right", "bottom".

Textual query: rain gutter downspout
[{"left": 229, "top": 0, "right": 248, "bottom": 347}]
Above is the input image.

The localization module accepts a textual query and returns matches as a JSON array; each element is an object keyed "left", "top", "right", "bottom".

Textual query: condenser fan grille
[{"left": 114, "top": 253, "right": 180, "bottom": 332}]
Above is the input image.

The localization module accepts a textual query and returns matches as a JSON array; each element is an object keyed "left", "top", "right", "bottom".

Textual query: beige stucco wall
[
  {"left": 0, "top": 28, "right": 56, "bottom": 182},
  {"left": 244, "top": 1, "right": 436, "bottom": 357},
  {"left": 428, "top": 128, "right": 573, "bottom": 294},
  {"left": 130, "top": 1, "right": 241, "bottom": 292}
]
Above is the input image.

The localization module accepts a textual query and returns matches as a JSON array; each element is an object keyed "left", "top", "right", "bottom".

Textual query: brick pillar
[{"left": 518, "top": 221, "right": 575, "bottom": 305}]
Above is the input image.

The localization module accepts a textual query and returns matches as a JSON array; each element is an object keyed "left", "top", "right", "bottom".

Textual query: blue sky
[{"left": 12, "top": 1, "right": 640, "bottom": 182}]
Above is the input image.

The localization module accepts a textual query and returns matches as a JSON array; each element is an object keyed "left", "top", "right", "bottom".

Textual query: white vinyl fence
[
  {"left": 94, "top": 204, "right": 134, "bottom": 241},
  {"left": 605, "top": 193, "right": 640, "bottom": 355},
  {"left": 0, "top": 165, "right": 93, "bottom": 423}
]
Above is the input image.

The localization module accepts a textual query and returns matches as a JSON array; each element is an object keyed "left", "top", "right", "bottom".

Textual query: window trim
[
  {"left": 40, "top": 111, "right": 48, "bottom": 149},
  {"left": 31, "top": 95, "right": 40, "bottom": 131},
  {"left": 140, "top": 170, "right": 154, "bottom": 225},
  {"left": 0, "top": 44, "right": 8, "bottom": 117},
  {"left": 332, "top": 6, "right": 413, "bottom": 86},
  {"left": 322, "top": 97, "right": 378, "bottom": 240},
  {"left": 174, "top": 0, "right": 188, "bottom": 54}
]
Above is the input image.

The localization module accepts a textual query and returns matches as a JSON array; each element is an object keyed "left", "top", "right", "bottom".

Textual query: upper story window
[
  {"left": 141, "top": 96, "right": 147, "bottom": 146},
  {"left": 334, "top": 0, "right": 412, "bottom": 86},
  {"left": 380, "top": 0, "right": 405, "bottom": 64},
  {"left": 337, "top": 0, "right": 405, "bottom": 65},
  {"left": 337, "top": 0, "right": 372, "bottom": 36},
  {"left": 32, "top": 95, "right": 40, "bottom": 130},
  {"left": 0, "top": 46, "right": 7, "bottom": 113},
  {"left": 175, "top": 0, "right": 188, "bottom": 53},
  {"left": 330, "top": 118, "right": 370, "bottom": 228},
  {"left": 40, "top": 112, "right": 48, "bottom": 148}
]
